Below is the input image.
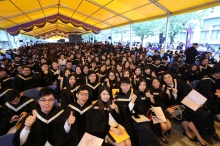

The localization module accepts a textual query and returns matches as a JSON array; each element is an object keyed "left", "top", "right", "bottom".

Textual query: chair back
[
  {"left": 23, "top": 88, "right": 39, "bottom": 100},
  {"left": 0, "top": 133, "right": 14, "bottom": 146},
  {"left": 48, "top": 85, "right": 57, "bottom": 90}
]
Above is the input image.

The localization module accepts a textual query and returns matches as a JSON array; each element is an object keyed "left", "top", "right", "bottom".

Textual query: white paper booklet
[
  {"left": 78, "top": 132, "right": 103, "bottom": 146},
  {"left": 151, "top": 106, "right": 167, "bottom": 124},
  {"left": 181, "top": 89, "right": 207, "bottom": 111}
]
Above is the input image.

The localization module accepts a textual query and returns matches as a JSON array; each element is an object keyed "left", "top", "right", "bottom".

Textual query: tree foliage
[{"left": 132, "top": 10, "right": 206, "bottom": 43}]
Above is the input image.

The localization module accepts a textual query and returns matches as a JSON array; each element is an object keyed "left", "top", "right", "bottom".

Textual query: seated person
[
  {"left": 0, "top": 89, "right": 38, "bottom": 136},
  {"left": 13, "top": 66, "right": 42, "bottom": 93},
  {"left": 13, "top": 87, "right": 65, "bottom": 146},
  {"left": 62, "top": 85, "right": 92, "bottom": 146}
]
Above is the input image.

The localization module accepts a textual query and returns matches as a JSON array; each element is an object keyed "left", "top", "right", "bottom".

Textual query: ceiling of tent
[{"left": 0, "top": 0, "right": 220, "bottom": 38}]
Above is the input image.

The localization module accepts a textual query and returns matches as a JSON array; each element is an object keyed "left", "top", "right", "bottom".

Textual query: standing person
[
  {"left": 185, "top": 43, "right": 199, "bottom": 65},
  {"left": 114, "top": 77, "right": 161, "bottom": 146},
  {"left": 13, "top": 87, "right": 65, "bottom": 146}
]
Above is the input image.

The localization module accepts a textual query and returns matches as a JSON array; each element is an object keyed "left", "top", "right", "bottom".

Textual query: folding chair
[
  {"left": 48, "top": 85, "right": 57, "bottom": 90},
  {"left": 23, "top": 88, "right": 39, "bottom": 101},
  {"left": 0, "top": 133, "right": 14, "bottom": 146},
  {"left": 193, "top": 80, "right": 200, "bottom": 89}
]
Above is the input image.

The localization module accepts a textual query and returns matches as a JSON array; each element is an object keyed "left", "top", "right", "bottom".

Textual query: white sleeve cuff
[
  {"left": 64, "top": 121, "right": 71, "bottom": 133},
  {"left": 128, "top": 102, "right": 135, "bottom": 111},
  {"left": 20, "top": 127, "right": 30, "bottom": 145}
]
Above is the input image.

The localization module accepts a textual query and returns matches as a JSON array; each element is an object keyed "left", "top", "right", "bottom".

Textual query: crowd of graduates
[{"left": 0, "top": 42, "right": 220, "bottom": 146}]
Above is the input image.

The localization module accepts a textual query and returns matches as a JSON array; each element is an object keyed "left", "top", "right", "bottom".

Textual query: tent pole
[
  {"left": 130, "top": 23, "right": 132, "bottom": 50},
  {"left": 92, "top": 33, "right": 94, "bottom": 43},
  {"left": 164, "top": 15, "right": 170, "bottom": 53},
  {"left": 111, "top": 27, "right": 113, "bottom": 44}
]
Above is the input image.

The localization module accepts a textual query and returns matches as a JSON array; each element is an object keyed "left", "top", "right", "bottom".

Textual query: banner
[{"left": 185, "top": 26, "right": 192, "bottom": 50}]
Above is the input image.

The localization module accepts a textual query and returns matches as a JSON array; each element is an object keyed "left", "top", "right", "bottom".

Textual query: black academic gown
[
  {"left": 86, "top": 82, "right": 102, "bottom": 103},
  {"left": 1, "top": 76, "right": 12, "bottom": 89},
  {"left": 60, "top": 86, "right": 77, "bottom": 109},
  {"left": 0, "top": 96, "right": 38, "bottom": 136},
  {"left": 62, "top": 102, "right": 93, "bottom": 146},
  {"left": 13, "top": 107, "right": 65, "bottom": 146},
  {"left": 86, "top": 102, "right": 110, "bottom": 140},
  {"left": 114, "top": 89, "right": 161, "bottom": 146},
  {"left": 12, "top": 73, "right": 42, "bottom": 92},
  {"left": 196, "top": 75, "right": 219, "bottom": 114}
]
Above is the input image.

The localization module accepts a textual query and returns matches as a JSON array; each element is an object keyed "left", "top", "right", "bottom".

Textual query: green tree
[
  {"left": 132, "top": 20, "right": 161, "bottom": 44},
  {"left": 160, "top": 11, "right": 206, "bottom": 43}
]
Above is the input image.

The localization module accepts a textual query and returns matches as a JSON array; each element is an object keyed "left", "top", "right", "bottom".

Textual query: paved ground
[{"left": 158, "top": 119, "right": 220, "bottom": 146}]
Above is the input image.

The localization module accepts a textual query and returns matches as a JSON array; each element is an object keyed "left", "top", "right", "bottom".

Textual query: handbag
[{"left": 167, "top": 105, "right": 185, "bottom": 120}]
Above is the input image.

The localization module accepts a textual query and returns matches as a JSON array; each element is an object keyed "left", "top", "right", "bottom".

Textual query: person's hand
[
  {"left": 133, "top": 75, "right": 136, "bottom": 79},
  {"left": 145, "top": 90, "right": 151, "bottom": 98},
  {"left": 172, "top": 88, "right": 178, "bottom": 93},
  {"left": 20, "top": 92, "right": 24, "bottom": 96},
  {"left": 10, "top": 115, "right": 19, "bottom": 123},
  {"left": 166, "top": 89, "right": 170, "bottom": 95},
  {"left": 104, "top": 78, "right": 109, "bottom": 82},
  {"left": 167, "top": 108, "right": 175, "bottom": 114},
  {"left": 152, "top": 72, "right": 157, "bottom": 77},
  {"left": 75, "top": 86, "right": 80, "bottom": 91},
  {"left": 67, "top": 111, "right": 75, "bottom": 125},
  {"left": 19, "top": 112, "right": 27, "bottom": 120},
  {"left": 58, "top": 76, "right": 64, "bottom": 81},
  {"left": 110, "top": 101, "right": 117, "bottom": 109},
  {"left": 131, "top": 94, "right": 137, "bottom": 103},
  {"left": 24, "top": 110, "right": 36, "bottom": 129},
  {"left": 111, "top": 127, "right": 123, "bottom": 135},
  {"left": 199, "top": 65, "right": 202, "bottom": 72}
]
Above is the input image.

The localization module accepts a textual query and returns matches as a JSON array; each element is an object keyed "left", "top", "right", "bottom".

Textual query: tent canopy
[{"left": 0, "top": 0, "right": 220, "bottom": 38}]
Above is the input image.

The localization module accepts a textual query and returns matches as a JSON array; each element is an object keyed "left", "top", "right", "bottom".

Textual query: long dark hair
[
  {"left": 150, "top": 77, "right": 163, "bottom": 97},
  {"left": 98, "top": 85, "right": 113, "bottom": 113},
  {"left": 66, "top": 74, "right": 77, "bottom": 90}
]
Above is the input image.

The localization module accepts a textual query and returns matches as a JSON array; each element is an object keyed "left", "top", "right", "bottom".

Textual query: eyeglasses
[
  {"left": 79, "top": 92, "right": 89, "bottom": 97},
  {"left": 39, "top": 98, "right": 55, "bottom": 103}
]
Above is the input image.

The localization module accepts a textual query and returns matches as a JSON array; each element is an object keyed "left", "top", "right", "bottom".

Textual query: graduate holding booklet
[
  {"left": 86, "top": 85, "right": 131, "bottom": 146},
  {"left": 181, "top": 89, "right": 207, "bottom": 111}
]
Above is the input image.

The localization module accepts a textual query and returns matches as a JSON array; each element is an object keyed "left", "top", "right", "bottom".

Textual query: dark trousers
[{"left": 132, "top": 121, "right": 162, "bottom": 146}]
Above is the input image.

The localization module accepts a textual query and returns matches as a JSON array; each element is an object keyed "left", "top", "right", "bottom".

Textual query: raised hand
[
  {"left": 67, "top": 111, "right": 75, "bottom": 125},
  {"left": 145, "top": 90, "right": 151, "bottom": 98},
  {"left": 110, "top": 101, "right": 117, "bottom": 109},
  {"left": 131, "top": 94, "right": 137, "bottom": 103},
  {"left": 25, "top": 110, "right": 37, "bottom": 130}
]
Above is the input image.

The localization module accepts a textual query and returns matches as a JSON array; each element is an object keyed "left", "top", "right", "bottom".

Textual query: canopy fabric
[{"left": 0, "top": 0, "right": 220, "bottom": 38}]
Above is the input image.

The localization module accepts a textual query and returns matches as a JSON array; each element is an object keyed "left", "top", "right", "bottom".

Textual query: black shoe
[
  {"left": 159, "top": 136, "right": 168, "bottom": 144},
  {"left": 202, "top": 135, "right": 213, "bottom": 145},
  {"left": 183, "top": 131, "right": 197, "bottom": 142},
  {"left": 164, "top": 132, "right": 170, "bottom": 137},
  {"left": 198, "top": 140, "right": 207, "bottom": 146},
  {"left": 211, "top": 133, "right": 220, "bottom": 141}
]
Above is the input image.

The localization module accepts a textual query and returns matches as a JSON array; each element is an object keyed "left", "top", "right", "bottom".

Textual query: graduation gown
[
  {"left": 115, "top": 89, "right": 161, "bottom": 146},
  {"left": 86, "top": 102, "right": 111, "bottom": 140},
  {"left": 86, "top": 82, "right": 102, "bottom": 103},
  {"left": 196, "top": 75, "right": 219, "bottom": 114},
  {"left": 13, "top": 107, "right": 65, "bottom": 146},
  {"left": 12, "top": 73, "right": 42, "bottom": 92},
  {"left": 1, "top": 76, "right": 12, "bottom": 89},
  {"left": 39, "top": 70, "right": 53, "bottom": 87},
  {"left": 75, "top": 74, "right": 86, "bottom": 85},
  {"left": 0, "top": 96, "right": 38, "bottom": 136},
  {"left": 60, "top": 86, "right": 77, "bottom": 109},
  {"left": 62, "top": 103, "right": 93, "bottom": 146}
]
